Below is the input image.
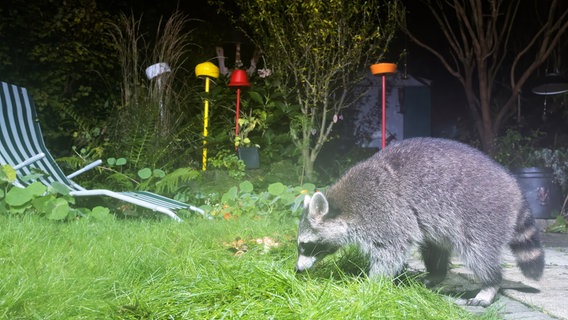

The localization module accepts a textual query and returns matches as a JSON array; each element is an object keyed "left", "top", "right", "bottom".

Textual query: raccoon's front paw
[
  {"left": 453, "top": 297, "right": 490, "bottom": 308},
  {"left": 465, "top": 297, "right": 491, "bottom": 307}
]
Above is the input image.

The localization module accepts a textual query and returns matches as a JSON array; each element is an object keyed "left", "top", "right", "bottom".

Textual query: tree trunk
[{"left": 300, "top": 144, "right": 315, "bottom": 183}]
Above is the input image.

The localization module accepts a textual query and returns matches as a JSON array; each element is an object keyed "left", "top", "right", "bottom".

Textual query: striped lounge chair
[{"left": 0, "top": 81, "right": 204, "bottom": 221}]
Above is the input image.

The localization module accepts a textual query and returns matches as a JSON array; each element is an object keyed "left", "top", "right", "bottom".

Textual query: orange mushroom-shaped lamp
[
  {"left": 228, "top": 69, "right": 251, "bottom": 148},
  {"left": 370, "top": 63, "right": 397, "bottom": 149},
  {"left": 195, "top": 61, "right": 220, "bottom": 170}
]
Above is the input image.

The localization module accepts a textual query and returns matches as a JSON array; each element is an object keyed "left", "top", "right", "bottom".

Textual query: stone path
[{"left": 409, "top": 229, "right": 568, "bottom": 319}]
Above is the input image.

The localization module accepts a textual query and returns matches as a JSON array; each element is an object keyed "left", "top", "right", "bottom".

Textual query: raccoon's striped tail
[{"left": 509, "top": 206, "right": 545, "bottom": 280}]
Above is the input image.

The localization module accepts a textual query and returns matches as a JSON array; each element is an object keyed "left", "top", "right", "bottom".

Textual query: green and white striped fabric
[{"left": 0, "top": 81, "right": 204, "bottom": 221}]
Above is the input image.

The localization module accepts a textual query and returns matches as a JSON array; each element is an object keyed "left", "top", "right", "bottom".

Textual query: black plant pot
[
  {"left": 237, "top": 146, "right": 260, "bottom": 169},
  {"left": 513, "top": 167, "right": 562, "bottom": 219}
]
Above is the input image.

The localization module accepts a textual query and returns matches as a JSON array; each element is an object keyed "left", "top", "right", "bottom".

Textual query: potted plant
[
  {"left": 513, "top": 150, "right": 564, "bottom": 220},
  {"left": 494, "top": 129, "right": 566, "bottom": 219},
  {"left": 528, "top": 148, "right": 568, "bottom": 226},
  {"left": 234, "top": 110, "right": 266, "bottom": 169}
]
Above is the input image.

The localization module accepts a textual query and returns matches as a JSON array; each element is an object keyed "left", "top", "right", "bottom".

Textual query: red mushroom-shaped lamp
[{"left": 228, "top": 69, "right": 251, "bottom": 148}]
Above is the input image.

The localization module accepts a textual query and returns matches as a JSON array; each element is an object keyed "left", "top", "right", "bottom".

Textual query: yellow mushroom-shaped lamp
[{"left": 195, "top": 62, "right": 220, "bottom": 170}]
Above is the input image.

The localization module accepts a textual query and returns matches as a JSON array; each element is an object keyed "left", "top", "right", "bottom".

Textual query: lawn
[{"left": 0, "top": 214, "right": 499, "bottom": 319}]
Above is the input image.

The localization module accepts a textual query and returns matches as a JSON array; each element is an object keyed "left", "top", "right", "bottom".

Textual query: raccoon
[{"left": 295, "top": 137, "right": 544, "bottom": 306}]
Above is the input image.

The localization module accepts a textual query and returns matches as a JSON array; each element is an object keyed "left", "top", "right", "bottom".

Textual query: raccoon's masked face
[{"left": 295, "top": 192, "right": 346, "bottom": 273}]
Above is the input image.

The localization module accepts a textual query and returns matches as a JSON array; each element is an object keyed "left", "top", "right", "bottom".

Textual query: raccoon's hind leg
[
  {"left": 459, "top": 245, "right": 503, "bottom": 307},
  {"left": 420, "top": 241, "right": 451, "bottom": 287}
]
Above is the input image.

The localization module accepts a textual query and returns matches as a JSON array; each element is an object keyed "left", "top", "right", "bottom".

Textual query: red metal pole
[
  {"left": 235, "top": 88, "right": 241, "bottom": 149},
  {"left": 370, "top": 62, "right": 396, "bottom": 150},
  {"left": 381, "top": 74, "right": 386, "bottom": 149}
]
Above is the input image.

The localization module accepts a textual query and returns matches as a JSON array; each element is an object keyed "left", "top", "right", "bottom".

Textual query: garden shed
[{"left": 353, "top": 72, "right": 431, "bottom": 148}]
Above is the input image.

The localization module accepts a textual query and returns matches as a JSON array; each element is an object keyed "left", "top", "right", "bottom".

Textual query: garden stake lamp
[
  {"left": 145, "top": 62, "right": 171, "bottom": 130},
  {"left": 195, "top": 62, "right": 220, "bottom": 170},
  {"left": 370, "top": 63, "right": 397, "bottom": 149},
  {"left": 228, "top": 69, "right": 251, "bottom": 149}
]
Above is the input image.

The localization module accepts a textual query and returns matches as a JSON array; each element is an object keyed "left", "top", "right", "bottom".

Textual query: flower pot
[
  {"left": 513, "top": 167, "right": 562, "bottom": 219},
  {"left": 238, "top": 146, "right": 260, "bottom": 169}
]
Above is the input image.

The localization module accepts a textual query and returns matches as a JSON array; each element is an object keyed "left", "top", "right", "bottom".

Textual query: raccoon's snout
[
  {"left": 295, "top": 254, "right": 317, "bottom": 273},
  {"left": 295, "top": 242, "right": 322, "bottom": 273}
]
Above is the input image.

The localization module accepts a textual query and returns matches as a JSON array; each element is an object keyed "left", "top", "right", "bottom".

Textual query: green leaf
[
  {"left": 32, "top": 195, "right": 52, "bottom": 212},
  {"left": 6, "top": 184, "right": 43, "bottom": 207},
  {"left": 47, "top": 198, "right": 70, "bottom": 220},
  {"left": 152, "top": 169, "right": 166, "bottom": 178},
  {"left": 116, "top": 158, "right": 127, "bottom": 166},
  {"left": 239, "top": 180, "right": 254, "bottom": 193},
  {"left": 21, "top": 171, "right": 46, "bottom": 182},
  {"left": 221, "top": 186, "right": 238, "bottom": 204},
  {"left": 0, "top": 168, "right": 7, "bottom": 184},
  {"left": 248, "top": 91, "right": 264, "bottom": 104},
  {"left": 91, "top": 206, "right": 111, "bottom": 220},
  {"left": 107, "top": 157, "right": 116, "bottom": 166},
  {"left": 1, "top": 164, "right": 17, "bottom": 183},
  {"left": 268, "top": 182, "right": 287, "bottom": 196},
  {"left": 50, "top": 181, "right": 70, "bottom": 195},
  {"left": 27, "top": 182, "right": 47, "bottom": 197},
  {"left": 302, "top": 183, "right": 317, "bottom": 193},
  {"left": 280, "top": 193, "right": 297, "bottom": 204},
  {"left": 138, "top": 168, "right": 152, "bottom": 179}
]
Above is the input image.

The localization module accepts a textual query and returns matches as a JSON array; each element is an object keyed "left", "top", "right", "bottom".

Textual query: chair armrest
[
  {"left": 66, "top": 159, "right": 103, "bottom": 179},
  {"left": 13, "top": 153, "right": 46, "bottom": 170}
]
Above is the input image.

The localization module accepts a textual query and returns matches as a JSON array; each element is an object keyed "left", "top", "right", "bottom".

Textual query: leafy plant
[
  {"left": 0, "top": 164, "right": 111, "bottom": 221},
  {"left": 209, "top": 150, "right": 246, "bottom": 180},
  {"left": 546, "top": 215, "right": 567, "bottom": 233},
  {"left": 528, "top": 148, "right": 568, "bottom": 192},
  {"left": 0, "top": 0, "right": 118, "bottom": 154},
  {"left": 494, "top": 129, "right": 568, "bottom": 228},
  {"left": 219, "top": 0, "right": 402, "bottom": 181},
  {"left": 106, "top": 10, "right": 203, "bottom": 171},
  {"left": 493, "top": 128, "right": 543, "bottom": 168},
  {"left": 204, "top": 180, "right": 316, "bottom": 220},
  {"left": 234, "top": 109, "right": 267, "bottom": 148},
  {"left": 493, "top": 129, "right": 568, "bottom": 191}
]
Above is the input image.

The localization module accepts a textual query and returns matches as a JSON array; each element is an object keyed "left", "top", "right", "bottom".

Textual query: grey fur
[{"left": 296, "top": 137, "right": 544, "bottom": 306}]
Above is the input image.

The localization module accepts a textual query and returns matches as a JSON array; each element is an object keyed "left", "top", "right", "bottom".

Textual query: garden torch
[
  {"left": 370, "top": 63, "right": 397, "bottom": 149},
  {"left": 195, "top": 61, "right": 219, "bottom": 170}
]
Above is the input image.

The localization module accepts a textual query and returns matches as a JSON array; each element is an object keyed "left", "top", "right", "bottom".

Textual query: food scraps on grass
[{"left": 224, "top": 236, "right": 281, "bottom": 256}]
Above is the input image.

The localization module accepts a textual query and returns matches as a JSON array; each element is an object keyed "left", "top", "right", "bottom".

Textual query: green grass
[{"left": 0, "top": 215, "right": 500, "bottom": 319}]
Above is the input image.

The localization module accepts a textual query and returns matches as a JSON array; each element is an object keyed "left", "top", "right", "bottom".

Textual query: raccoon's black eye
[{"left": 299, "top": 242, "right": 319, "bottom": 255}]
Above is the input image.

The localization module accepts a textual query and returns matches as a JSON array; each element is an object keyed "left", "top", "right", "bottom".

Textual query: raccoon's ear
[{"left": 308, "top": 192, "right": 329, "bottom": 220}]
